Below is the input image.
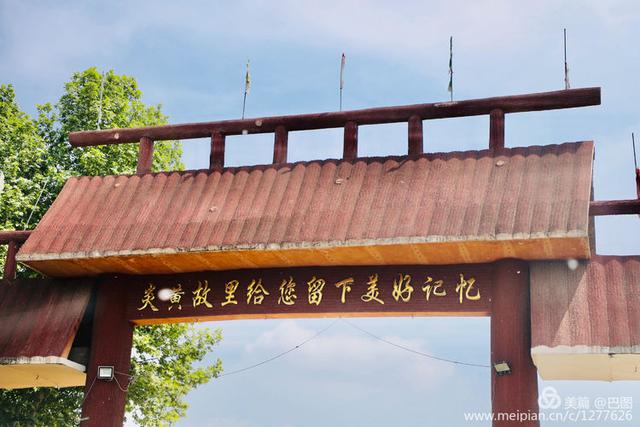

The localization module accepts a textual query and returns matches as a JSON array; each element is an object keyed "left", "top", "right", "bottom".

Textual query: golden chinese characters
[
  {"left": 192, "top": 280, "right": 214, "bottom": 308},
  {"left": 307, "top": 276, "right": 326, "bottom": 305},
  {"left": 392, "top": 274, "right": 414, "bottom": 302},
  {"left": 422, "top": 277, "right": 446, "bottom": 301},
  {"left": 455, "top": 274, "right": 480, "bottom": 303},
  {"left": 168, "top": 284, "right": 185, "bottom": 310},
  {"left": 137, "top": 284, "right": 159, "bottom": 312},
  {"left": 247, "top": 278, "right": 269, "bottom": 305},
  {"left": 222, "top": 280, "right": 239, "bottom": 306},
  {"left": 335, "top": 278, "right": 353, "bottom": 303},
  {"left": 278, "top": 276, "right": 297, "bottom": 305},
  {"left": 361, "top": 274, "right": 384, "bottom": 304}
]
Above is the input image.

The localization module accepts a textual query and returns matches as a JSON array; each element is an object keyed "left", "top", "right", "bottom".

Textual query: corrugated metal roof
[
  {"left": 530, "top": 256, "right": 640, "bottom": 380},
  {"left": 17, "top": 142, "right": 594, "bottom": 276},
  {"left": 0, "top": 279, "right": 92, "bottom": 359},
  {"left": 531, "top": 255, "right": 640, "bottom": 351}
]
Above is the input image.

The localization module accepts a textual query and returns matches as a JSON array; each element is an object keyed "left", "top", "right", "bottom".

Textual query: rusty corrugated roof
[
  {"left": 17, "top": 142, "right": 594, "bottom": 276},
  {"left": 531, "top": 255, "right": 640, "bottom": 351},
  {"left": 530, "top": 256, "right": 640, "bottom": 380},
  {"left": 0, "top": 279, "right": 91, "bottom": 359}
]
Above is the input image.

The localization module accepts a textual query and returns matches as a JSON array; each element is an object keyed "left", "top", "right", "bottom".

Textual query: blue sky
[{"left": 1, "top": 1, "right": 639, "bottom": 426}]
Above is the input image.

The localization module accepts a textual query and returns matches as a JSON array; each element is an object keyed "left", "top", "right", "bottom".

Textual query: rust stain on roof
[{"left": 17, "top": 142, "right": 594, "bottom": 276}]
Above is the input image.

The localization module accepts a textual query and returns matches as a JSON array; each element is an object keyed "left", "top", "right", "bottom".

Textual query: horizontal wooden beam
[
  {"left": 69, "top": 88, "right": 601, "bottom": 147},
  {"left": 589, "top": 199, "right": 640, "bottom": 216},
  {"left": 0, "top": 230, "right": 32, "bottom": 245}
]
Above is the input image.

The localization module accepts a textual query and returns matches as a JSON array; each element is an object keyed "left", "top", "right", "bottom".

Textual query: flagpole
[
  {"left": 448, "top": 37, "right": 453, "bottom": 101},
  {"left": 564, "top": 28, "right": 570, "bottom": 90},
  {"left": 339, "top": 53, "right": 346, "bottom": 111},
  {"left": 242, "top": 60, "right": 250, "bottom": 119}
]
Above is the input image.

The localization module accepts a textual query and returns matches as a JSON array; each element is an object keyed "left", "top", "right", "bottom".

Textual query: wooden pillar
[
  {"left": 81, "top": 279, "right": 134, "bottom": 427},
  {"left": 3, "top": 240, "right": 17, "bottom": 280},
  {"left": 343, "top": 121, "right": 358, "bottom": 160},
  {"left": 491, "top": 259, "right": 539, "bottom": 427},
  {"left": 408, "top": 115, "right": 423, "bottom": 156},
  {"left": 489, "top": 109, "right": 505, "bottom": 150},
  {"left": 210, "top": 132, "right": 226, "bottom": 169},
  {"left": 273, "top": 126, "right": 288, "bottom": 164},
  {"left": 136, "top": 136, "right": 154, "bottom": 174}
]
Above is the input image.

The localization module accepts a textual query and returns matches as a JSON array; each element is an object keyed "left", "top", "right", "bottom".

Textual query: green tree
[{"left": 0, "top": 69, "right": 222, "bottom": 426}]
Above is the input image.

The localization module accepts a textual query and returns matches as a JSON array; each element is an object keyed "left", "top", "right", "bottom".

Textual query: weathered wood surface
[
  {"left": 489, "top": 109, "right": 505, "bottom": 149},
  {"left": 491, "top": 259, "right": 539, "bottom": 427},
  {"left": 343, "top": 121, "right": 358, "bottom": 160},
  {"left": 407, "top": 115, "right": 423, "bottom": 155},
  {"left": 0, "top": 230, "right": 31, "bottom": 244},
  {"left": 125, "top": 264, "right": 493, "bottom": 324},
  {"left": 209, "top": 132, "right": 225, "bottom": 169},
  {"left": 81, "top": 280, "right": 134, "bottom": 427},
  {"left": 589, "top": 199, "right": 640, "bottom": 215},
  {"left": 69, "top": 88, "right": 601, "bottom": 146},
  {"left": 273, "top": 125, "right": 288, "bottom": 163},
  {"left": 136, "top": 136, "right": 154, "bottom": 174},
  {"left": 3, "top": 240, "right": 17, "bottom": 279}
]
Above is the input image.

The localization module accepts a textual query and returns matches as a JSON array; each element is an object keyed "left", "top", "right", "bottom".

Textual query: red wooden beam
[
  {"left": 0, "top": 230, "right": 32, "bottom": 245},
  {"left": 491, "top": 259, "right": 539, "bottom": 427},
  {"left": 3, "top": 240, "right": 18, "bottom": 280},
  {"left": 81, "top": 279, "right": 134, "bottom": 427},
  {"left": 136, "top": 136, "right": 154, "bottom": 174},
  {"left": 589, "top": 199, "right": 640, "bottom": 216},
  {"left": 343, "top": 121, "right": 358, "bottom": 160},
  {"left": 69, "top": 88, "right": 601, "bottom": 146},
  {"left": 273, "top": 125, "right": 288, "bottom": 163},
  {"left": 489, "top": 109, "right": 505, "bottom": 149},
  {"left": 209, "top": 132, "right": 225, "bottom": 169},
  {"left": 408, "top": 115, "right": 423, "bottom": 155}
]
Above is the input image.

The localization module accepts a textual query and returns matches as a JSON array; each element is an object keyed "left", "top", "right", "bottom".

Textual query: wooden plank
[
  {"left": 0, "top": 230, "right": 31, "bottom": 244},
  {"left": 69, "top": 88, "right": 601, "bottom": 146},
  {"left": 273, "top": 125, "right": 288, "bottom": 164},
  {"left": 408, "top": 115, "right": 423, "bottom": 155},
  {"left": 589, "top": 199, "right": 640, "bottom": 215},
  {"left": 125, "top": 264, "right": 493, "bottom": 324},
  {"left": 136, "top": 136, "right": 154, "bottom": 174},
  {"left": 22, "top": 236, "right": 591, "bottom": 278},
  {"left": 343, "top": 121, "right": 358, "bottom": 160},
  {"left": 491, "top": 260, "right": 539, "bottom": 427},
  {"left": 209, "top": 132, "right": 225, "bottom": 169},
  {"left": 489, "top": 109, "right": 505, "bottom": 149},
  {"left": 81, "top": 279, "right": 134, "bottom": 427},
  {"left": 3, "top": 240, "right": 17, "bottom": 280}
]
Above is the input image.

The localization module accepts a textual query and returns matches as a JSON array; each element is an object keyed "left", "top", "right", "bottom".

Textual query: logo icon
[{"left": 538, "top": 386, "right": 562, "bottom": 410}]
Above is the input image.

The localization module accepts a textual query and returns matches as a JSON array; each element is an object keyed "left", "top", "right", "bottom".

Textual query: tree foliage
[{"left": 0, "top": 69, "right": 222, "bottom": 426}]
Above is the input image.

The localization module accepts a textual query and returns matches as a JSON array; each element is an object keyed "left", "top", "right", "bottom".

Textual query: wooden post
[
  {"left": 273, "top": 126, "right": 288, "bottom": 164},
  {"left": 343, "top": 121, "right": 358, "bottom": 160},
  {"left": 136, "top": 136, "right": 154, "bottom": 174},
  {"left": 491, "top": 259, "right": 539, "bottom": 427},
  {"left": 81, "top": 279, "right": 134, "bottom": 427},
  {"left": 210, "top": 132, "right": 225, "bottom": 169},
  {"left": 408, "top": 115, "right": 423, "bottom": 156},
  {"left": 489, "top": 109, "right": 505, "bottom": 150},
  {"left": 3, "top": 240, "right": 17, "bottom": 280}
]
